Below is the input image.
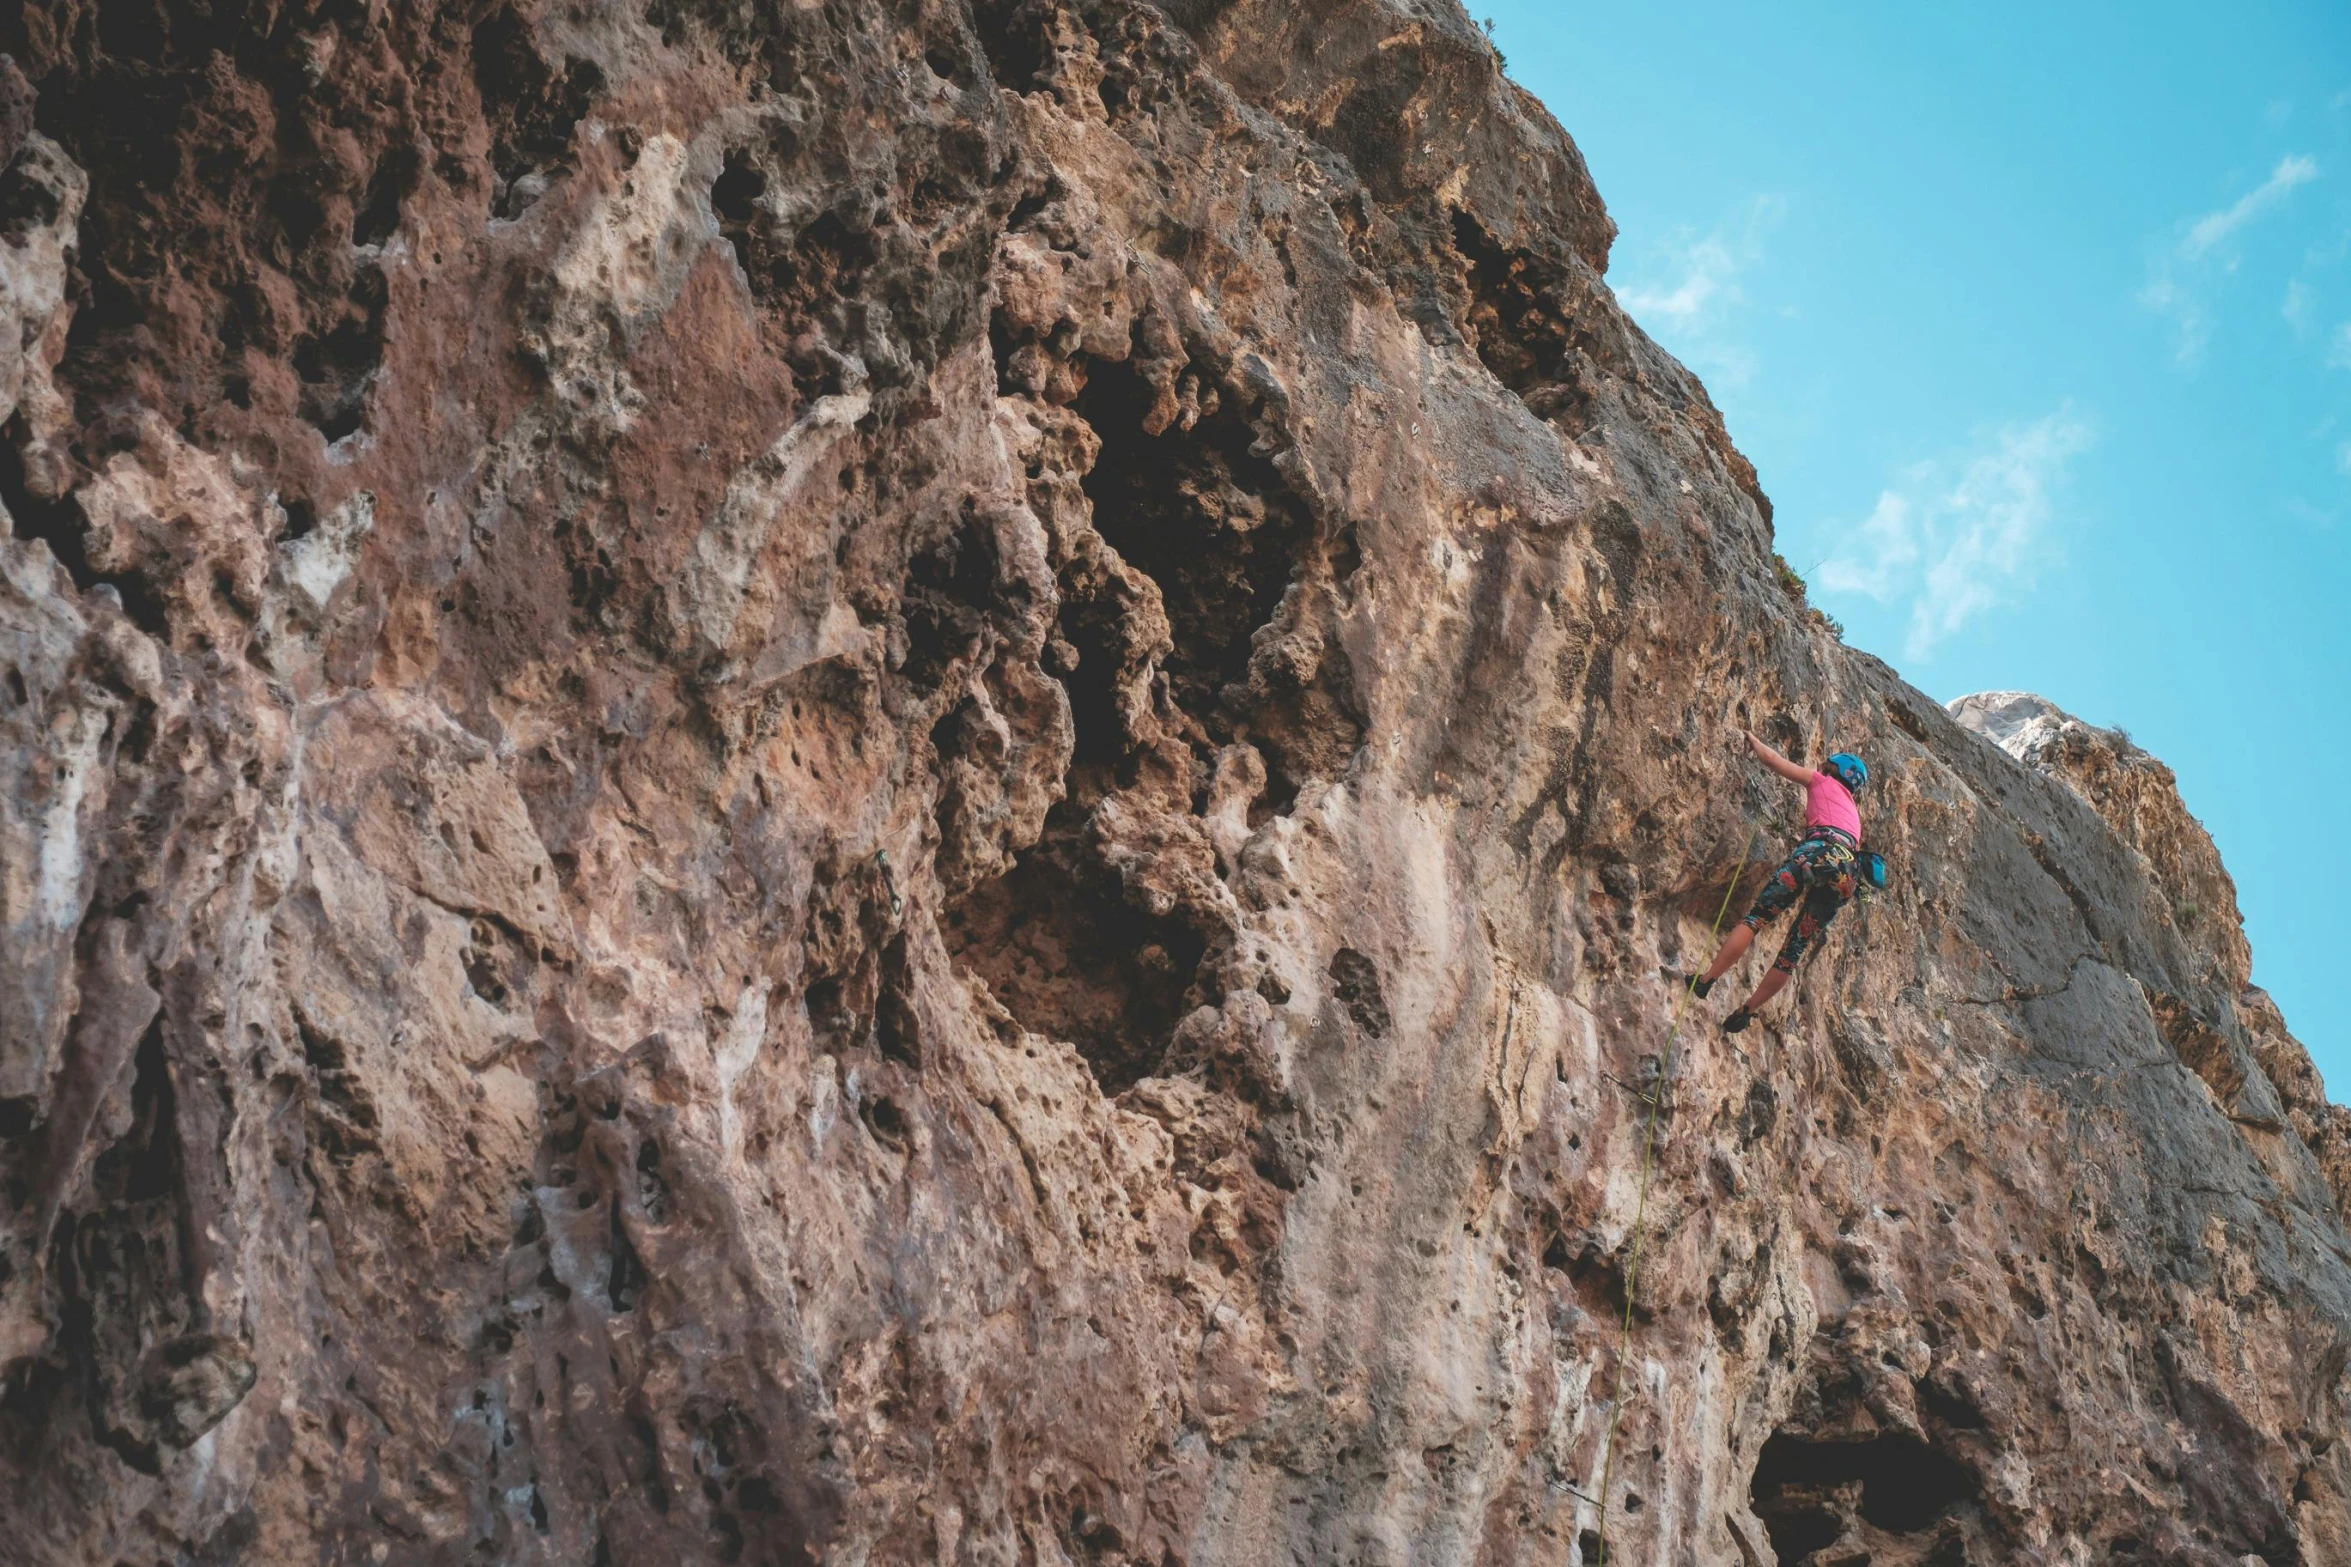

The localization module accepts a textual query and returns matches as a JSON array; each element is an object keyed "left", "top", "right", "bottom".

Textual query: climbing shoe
[
  {"left": 1721, "top": 1008, "right": 1752, "bottom": 1035},
  {"left": 1661, "top": 966, "right": 1714, "bottom": 1000}
]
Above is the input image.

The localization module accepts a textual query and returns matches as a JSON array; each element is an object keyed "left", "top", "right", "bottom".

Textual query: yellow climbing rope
[{"left": 1592, "top": 824, "right": 1761, "bottom": 1566}]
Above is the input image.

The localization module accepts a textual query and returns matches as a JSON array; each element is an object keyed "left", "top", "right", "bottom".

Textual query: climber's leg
[
  {"left": 1738, "top": 965, "right": 1796, "bottom": 1014},
  {"left": 1731, "top": 880, "right": 1851, "bottom": 1020},
  {"left": 1696, "top": 923, "right": 1754, "bottom": 986},
  {"left": 1699, "top": 845, "right": 1809, "bottom": 988}
]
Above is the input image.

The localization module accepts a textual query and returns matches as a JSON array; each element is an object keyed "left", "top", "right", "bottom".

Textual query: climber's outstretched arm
[{"left": 1744, "top": 729, "right": 1817, "bottom": 785}]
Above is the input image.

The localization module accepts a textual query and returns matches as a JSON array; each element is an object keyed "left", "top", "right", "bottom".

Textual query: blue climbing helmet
[{"left": 1825, "top": 753, "right": 1868, "bottom": 794}]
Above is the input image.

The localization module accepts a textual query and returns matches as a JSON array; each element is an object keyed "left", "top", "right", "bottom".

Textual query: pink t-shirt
[{"left": 1805, "top": 772, "right": 1862, "bottom": 842}]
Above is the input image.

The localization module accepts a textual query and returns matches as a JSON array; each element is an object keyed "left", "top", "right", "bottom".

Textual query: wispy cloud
[
  {"left": 2141, "top": 155, "right": 2320, "bottom": 365},
  {"left": 1620, "top": 237, "right": 1739, "bottom": 323},
  {"left": 2182, "top": 154, "right": 2318, "bottom": 257},
  {"left": 1616, "top": 195, "right": 1784, "bottom": 389},
  {"left": 2138, "top": 273, "right": 2211, "bottom": 366},
  {"left": 2287, "top": 494, "right": 2342, "bottom": 531},
  {"left": 1818, "top": 408, "right": 2095, "bottom": 659}
]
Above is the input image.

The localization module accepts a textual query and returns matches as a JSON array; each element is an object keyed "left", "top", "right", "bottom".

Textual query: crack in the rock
[{"left": 1941, "top": 950, "right": 2097, "bottom": 1009}]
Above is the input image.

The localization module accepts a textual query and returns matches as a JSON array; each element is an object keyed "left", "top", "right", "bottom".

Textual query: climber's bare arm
[{"left": 1744, "top": 729, "right": 1817, "bottom": 786}]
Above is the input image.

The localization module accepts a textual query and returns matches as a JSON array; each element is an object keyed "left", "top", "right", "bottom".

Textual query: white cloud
[
  {"left": 2141, "top": 155, "right": 2320, "bottom": 365},
  {"left": 2182, "top": 154, "right": 2319, "bottom": 258},
  {"left": 2337, "top": 439, "right": 2351, "bottom": 476},
  {"left": 1621, "top": 234, "right": 1739, "bottom": 324},
  {"left": 1817, "top": 408, "right": 2095, "bottom": 659},
  {"left": 1616, "top": 195, "right": 1784, "bottom": 389},
  {"left": 2330, "top": 321, "right": 2351, "bottom": 370},
  {"left": 2288, "top": 494, "right": 2342, "bottom": 531},
  {"left": 1816, "top": 482, "right": 1921, "bottom": 600},
  {"left": 2285, "top": 279, "right": 2316, "bottom": 330},
  {"left": 2137, "top": 272, "right": 2210, "bottom": 366}
]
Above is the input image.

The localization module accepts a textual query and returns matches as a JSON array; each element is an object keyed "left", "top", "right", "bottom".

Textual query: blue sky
[{"left": 1483, "top": 2, "right": 2351, "bottom": 1093}]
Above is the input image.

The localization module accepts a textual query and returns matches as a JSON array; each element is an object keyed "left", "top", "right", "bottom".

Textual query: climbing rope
[{"left": 1592, "top": 823, "right": 1761, "bottom": 1566}]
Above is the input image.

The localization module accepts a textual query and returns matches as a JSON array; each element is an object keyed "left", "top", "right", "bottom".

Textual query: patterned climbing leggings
[{"left": 1742, "top": 828, "right": 1860, "bottom": 974}]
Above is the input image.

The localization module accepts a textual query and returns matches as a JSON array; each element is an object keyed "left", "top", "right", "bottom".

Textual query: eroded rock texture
[{"left": 0, "top": 3, "right": 2343, "bottom": 1563}]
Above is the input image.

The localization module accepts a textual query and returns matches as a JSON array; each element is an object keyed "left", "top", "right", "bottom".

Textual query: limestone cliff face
[{"left": 0, "top": 4, "right": 2343, "bottom": 1564}]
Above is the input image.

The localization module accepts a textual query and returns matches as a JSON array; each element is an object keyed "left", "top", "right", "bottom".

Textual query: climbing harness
[{"left": 1592, "top": 824, "right": 1761, "bottom": 1566}]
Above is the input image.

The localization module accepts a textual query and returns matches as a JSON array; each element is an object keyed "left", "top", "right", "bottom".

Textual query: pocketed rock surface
[{"left": 0, "top": 3, "right": 2344, "bottom": 1563}]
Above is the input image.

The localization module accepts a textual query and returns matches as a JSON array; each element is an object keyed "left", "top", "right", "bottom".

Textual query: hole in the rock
[
  {"left": 1071, "top": 357, "right": 1362, "bottom": 800},
  {"left": 290, "top": 281, "right": 384, "bottom": 444},
  {"left": 1749, "top": 1431, "right": 1977, "bottom": 1562},
  {"left": 1567, "top": 1241, "right": 1628, "bottom": 1319},
  {"left": 0, "top": 425, "right": 165, "bottom": 636},
  {"left": 352, "top": 145, "right": 419, "bottom": 247},
  {"left": 1006, "top": 184, "right": 1052, "bottom": 231},
  {"left": 923, "top": 41, "right": 972, "bottom": 87},
  {"left": 973, "top": 1, "right": 1051, "bottom": 93},
  {"left": 473, "top": 7, "right": 604, "bottom": 211},
  {"left": 943, "top": 851, "right": 1206, "bottom": 1093},
  {"left": 711, "top": 147, "right": 766, "bottom": 282},
  {"left": 606, "top": 1196, "right": 644, "bottom": 1311},
  {"left": 943, "top": 355, "right": 1368, "bottom": 1092},
  {"left": 1916, "top": 1375, "right": 1987, "bottom": 1432},
  {"left": 634, "top": 1140, "right": 670, "bottom": 1222},
  {"left": 278, "top": 496, "right": 318, "bottom": 542},
  {"left": 803, "top": 969, "right": 852, "bottom": 1044},
  {"left": 462, "top": 939, "right": 509, "bottom": 1006},
  {"left": 1755, "top": 1497, "right": 1843, "bottom": 1565},
  {"left": 901, "top": 509, "right": 1001, "bottom": 694},
  {"left": 0, "top": 431, "right": 85, "bottom": 573},
  {"left": 62, "top": 262, "right": 143, "bottom": 362},
  {"left": 0, "top": 156, "right": 63, "bottom": 242},
  {"left": 92, "top": 1017, "right": 177, "bottom": 1204},
  {"left": 1448, "top": 210, "right": 1603, "bottom": 435},
  {"left": 1073, "top": 357, "right": 1308, "bottom": 739},
  {"left": 858, "top": 1094, "right": 909, "bottom": 1150}
]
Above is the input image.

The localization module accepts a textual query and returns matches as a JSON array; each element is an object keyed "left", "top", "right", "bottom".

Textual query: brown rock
[{"left": 0, "top": 5, "right": 2343, "bottom": 1565}]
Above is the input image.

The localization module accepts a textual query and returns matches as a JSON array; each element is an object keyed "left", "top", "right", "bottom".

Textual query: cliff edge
[{"left": 0, "top": 3, "right": 2344, "bottom": 1564}]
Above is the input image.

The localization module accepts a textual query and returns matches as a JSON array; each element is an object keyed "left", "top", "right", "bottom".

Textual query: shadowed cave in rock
[
  {"left": 943, "top": 351, "right": 1362, "bottom": 1091},
  {"left": 1747, "top": 1429, "right": 1978, "bottom": 1565}
]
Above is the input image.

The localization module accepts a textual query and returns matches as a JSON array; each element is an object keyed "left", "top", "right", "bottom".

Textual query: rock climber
[{"left": 1686, "top": 731, "right": 1867, "bottom": 1033}]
